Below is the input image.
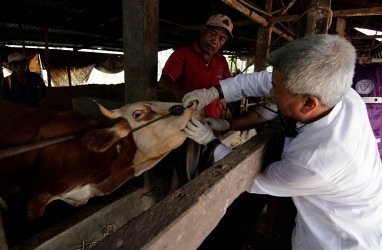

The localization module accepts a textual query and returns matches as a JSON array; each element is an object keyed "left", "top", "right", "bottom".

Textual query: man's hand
[
  {"left": 205, "top": 117, "right": 230, "bottom": 131},
  {"left": 184, "top": 117, "right": 216, "bottom": 145},
  {"left": 182, "top": 87, "right": 219, "bottom": 111}
]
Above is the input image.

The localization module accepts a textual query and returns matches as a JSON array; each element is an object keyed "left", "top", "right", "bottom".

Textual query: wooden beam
[
  {"left": 221, "top": 0, "right": 268, "bottom": 26},
  {"left": 93, "top": 125, "right": 284, "bottom": 250},
  {"left": 13, "top": 186, "right": 159, "bottom": 249},
  {"left": 270, "top": 7, "right": 382, "bottom": 23},
  {"left": 220, "top": 0, "right": 293, "bottom": 41},
  {"left": 333, "top": 7, "right": 382, "bottom": 17},
  {"left": 278, "top": 0, "right": 297, "bottom": 16}
]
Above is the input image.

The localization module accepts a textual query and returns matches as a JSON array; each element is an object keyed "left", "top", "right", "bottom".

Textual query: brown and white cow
[{"left": 0, "top": 100, "right": 197, "bottom": 222}]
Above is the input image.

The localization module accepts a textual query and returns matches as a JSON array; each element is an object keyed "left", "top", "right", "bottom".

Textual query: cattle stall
[{"left": 0, "top": 120, "right": 284, "bottom": 249}]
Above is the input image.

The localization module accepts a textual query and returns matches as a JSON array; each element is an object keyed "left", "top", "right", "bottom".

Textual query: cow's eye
[{"left": 133, "top": 110, "right": 143, "bottom": 118}]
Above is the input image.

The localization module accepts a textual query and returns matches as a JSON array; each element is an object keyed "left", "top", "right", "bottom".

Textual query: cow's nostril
[{"left": 168, "top": 105, "right": 185, "bottom": 116}]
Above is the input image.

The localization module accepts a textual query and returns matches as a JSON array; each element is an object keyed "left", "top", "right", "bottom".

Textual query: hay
[{"left": 75, "top": 224, "right": 116, "bottom": 250}]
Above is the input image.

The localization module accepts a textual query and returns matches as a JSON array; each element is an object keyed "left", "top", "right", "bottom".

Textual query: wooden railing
[
  {"left": 8, "top": 124, "right": 283, "bottom": 250},
  {"left": 93, "top": 124, "right": 284, "bottom": 250}
]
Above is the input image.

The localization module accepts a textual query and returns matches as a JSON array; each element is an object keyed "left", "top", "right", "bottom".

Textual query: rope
[
  {"left": 131, "top": 104, "right": 184, "bottom": 132},
  {"left": 0, "top": 105, "right": 185, "bottom": 159}
]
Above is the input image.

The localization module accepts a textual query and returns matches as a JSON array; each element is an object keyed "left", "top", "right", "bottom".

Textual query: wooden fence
[{"left": 5, "top": 124, "right": 283, "bottom": 250}]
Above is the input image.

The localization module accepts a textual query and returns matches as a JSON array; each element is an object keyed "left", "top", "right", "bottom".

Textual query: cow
[{"left": 0, "top": 100, "right": 197, "bottom": 222}]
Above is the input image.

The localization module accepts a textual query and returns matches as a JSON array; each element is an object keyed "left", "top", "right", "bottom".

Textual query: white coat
[{"left": 218, "top": 70, "right": 382, "bottom": 249}]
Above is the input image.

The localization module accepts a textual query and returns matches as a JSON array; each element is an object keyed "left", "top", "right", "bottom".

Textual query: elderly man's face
[
  {"left": 200, "top": 26, "right": 228, "bottom": 56},
  {"left": 270, "top": 70, "right": 304, "bottom": 120}
]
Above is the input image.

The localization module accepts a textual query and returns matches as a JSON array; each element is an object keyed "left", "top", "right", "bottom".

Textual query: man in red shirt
[
  {"left": 158, "top": 14, "right": 233, "bottom": 119},
  {"left": 157, "top": 14, "right": 233, "bottom": 185}
]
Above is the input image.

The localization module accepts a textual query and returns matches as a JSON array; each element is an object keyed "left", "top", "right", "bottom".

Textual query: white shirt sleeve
[
  {"left": 246, "top": 160, "right": 334, "bottom": 196},
  {"left": 219, "top": 70, "right": 273, "bottom": 102}
]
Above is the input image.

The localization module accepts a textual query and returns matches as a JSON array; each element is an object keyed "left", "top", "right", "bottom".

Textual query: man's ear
[{"left": 300, "top": 95, "right": 319, "bottom": 114}]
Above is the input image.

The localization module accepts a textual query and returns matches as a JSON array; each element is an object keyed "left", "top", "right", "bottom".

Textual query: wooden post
[
  {"left": 122, "top": 0, "right": 158, "bottom": 104},
  {"left": 67, "top": 66, "right": 72, "bottom": 86},
  {"left": 44, "top": 23, "right": 52, "bottom": 88},
  {"left": 336, "top": 17, "right": 346, "bottom": 36},
  {"left": 296, "top": 0, "right": 332, "bottom": 37},
  {"left": 255, "top": 0, "right": 273, "bottom": 71}
]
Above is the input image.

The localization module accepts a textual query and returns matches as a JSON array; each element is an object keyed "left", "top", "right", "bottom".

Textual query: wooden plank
[
  {"left": 13, "top": 185, "right": 159, "bottom": 250},
  {"left": 93, "top": 125, "right": 283, "bottom": 249},
  {"left": 333, "top": 7, "right": 382, "bottom": 17},
  {"left": 271, "top": 7, "right": 382, "bottom": 23}
]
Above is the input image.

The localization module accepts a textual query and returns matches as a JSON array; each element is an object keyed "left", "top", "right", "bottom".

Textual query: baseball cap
[
  {"left": 206, "top": 14, "right": 233, "bottom": 38},
  {"left": 8, "top": 52, "right": 26, "bottom": 64}
]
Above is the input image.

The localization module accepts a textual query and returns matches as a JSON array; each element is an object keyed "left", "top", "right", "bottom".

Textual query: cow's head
[
  {"left": 92, "top": 101, "right": 198, "bottom": 176},
  {"left": 0, "top": 100, "right": 198, "bottom": 222}
]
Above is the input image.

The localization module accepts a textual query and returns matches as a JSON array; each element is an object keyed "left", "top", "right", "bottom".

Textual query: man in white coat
[{"left": 182, "top": 34, "right": 382, "bottom": 249}]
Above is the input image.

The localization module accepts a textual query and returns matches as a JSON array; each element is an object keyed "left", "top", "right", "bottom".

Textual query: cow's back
[{"left": 0, "top": 100, "right": 100, "bottom": 147}]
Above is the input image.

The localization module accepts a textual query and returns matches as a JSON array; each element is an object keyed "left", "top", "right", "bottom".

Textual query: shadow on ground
[{"left": 198, "top": 193, "right": 297, "bottom": 250}]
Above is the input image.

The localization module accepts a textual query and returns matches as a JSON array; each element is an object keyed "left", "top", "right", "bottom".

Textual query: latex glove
[
  {"left": 184, "top": 117, "right": 216, "bottom": 145},
  {"left": 182, "top": 87, "right": 219, "bottom": 111},
  {"left": 205, "top": 116, "right": 230, "bottom": 131}
]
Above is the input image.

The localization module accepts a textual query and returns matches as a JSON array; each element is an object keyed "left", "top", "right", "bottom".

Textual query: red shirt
[{"left": 162, "top": 41, "right": 232, "bottom": 118}]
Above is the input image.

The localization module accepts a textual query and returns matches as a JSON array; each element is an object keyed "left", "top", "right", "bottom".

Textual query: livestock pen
[{"left": 0, "top": 119, "right": 284, "bottom": 249}]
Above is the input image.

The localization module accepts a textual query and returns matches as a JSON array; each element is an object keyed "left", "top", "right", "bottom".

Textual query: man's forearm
[
  {"left": 158, "top": 74, "right": 185, "bottom": 101},
  {"left": 227, "top": 111, "right": 268, "bottom": 131}
]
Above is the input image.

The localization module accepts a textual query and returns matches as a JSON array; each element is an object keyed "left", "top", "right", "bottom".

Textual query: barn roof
[{"left": 1, "top": 0, "right": 382, "bottom": 61}]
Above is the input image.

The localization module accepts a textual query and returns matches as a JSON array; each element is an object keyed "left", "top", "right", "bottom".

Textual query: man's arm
[
  {"left": 227, "top": 111, "right": 268, "bottom": 131},
  {"left": 158, "top": 73, "right": 186, "bottom": 102},
  {"left": 204, "top": 111, "right": 268, "bottom": 132}
]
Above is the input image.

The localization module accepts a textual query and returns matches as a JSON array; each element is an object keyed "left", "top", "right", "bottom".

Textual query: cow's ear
[{"left": 82, "top": 119, "right": 132, "bottom": 152}]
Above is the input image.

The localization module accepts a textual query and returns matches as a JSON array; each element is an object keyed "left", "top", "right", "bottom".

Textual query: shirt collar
[{"left": 299, "top": 100, "right": 343, "bottom": 130}]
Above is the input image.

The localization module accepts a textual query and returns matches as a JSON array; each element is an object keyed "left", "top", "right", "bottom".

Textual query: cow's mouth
[
  {"left": 187, "top": 100, "right": 198, "bottom": 111},
  {"left": 187, "top": 101, "right": 202, "bottom": 119},
  {"left": 177, "top": 100, "right": 199, "bottom": 130}
]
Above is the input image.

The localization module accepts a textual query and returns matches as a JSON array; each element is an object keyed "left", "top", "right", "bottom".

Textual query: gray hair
[{"left": 268, "top": 34, "right": 356, "bottom": 108}]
